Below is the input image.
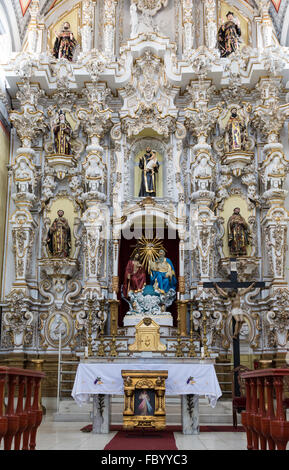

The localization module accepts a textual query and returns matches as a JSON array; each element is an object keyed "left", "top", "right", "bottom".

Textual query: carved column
[
  {"left": 110, "top": 123, "right": 124, "bottom": 300},
  {"left": 203, "top": 0, "right": 217, "bottom": 50},
  {"left": 253, "top": 78, "right": 289, "bottom": 284},
  {"left": 9, "top": 83, "right": 45, "bottom": 292},
  {"left": 9, "top": 83, "right": 45, "bottom": 150},
  {"left": 182, "top": 0, "right": 194, "bottom": 54},
  {"left": 11, "top": 212, "right": 37, "bottom": 289},
  {"left": 26, "top": 0, "right": 40, "bottom": 53},
  {"left": 82, "top": 205, "right": 106, "bottom": 296},
  {"left": 81, "top": 0, "right": 95, "bottom": 54},
  {"left": 77, "top": 84, "right": 112, "bottom": 298},
  {"left": 185, "top": 80, "right": 219, "bottom": 282},
  {"left": 103, "top": 0, "right": 118, "bottom": 57},
  {"left": 256, "top": 0, "right": 273, "bottom": 48}
]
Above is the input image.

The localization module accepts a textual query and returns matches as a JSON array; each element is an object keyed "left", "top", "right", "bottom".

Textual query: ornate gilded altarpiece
[{"left": 1, "top": 0, "right": 289, "bottom": 381}]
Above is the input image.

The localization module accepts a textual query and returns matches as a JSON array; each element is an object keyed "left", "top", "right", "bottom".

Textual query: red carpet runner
[
  {"left": 80, "top": 424, "right": 245, "bottom": 433},
  {"left": 104, "top": 431, "right": 178, "bottom": 450}
]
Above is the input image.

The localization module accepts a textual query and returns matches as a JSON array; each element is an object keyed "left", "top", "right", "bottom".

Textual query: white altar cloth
[{"left": 72, "top": 363, "right": 222, "bottom": 407}]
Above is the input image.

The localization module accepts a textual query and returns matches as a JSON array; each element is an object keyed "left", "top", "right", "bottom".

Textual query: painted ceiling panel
[
  {"left": 271, "top": 0, "right": 282, "bottom": 12},
  {"left": 19, "top": 0, "right": 31, "bottom": 16}
]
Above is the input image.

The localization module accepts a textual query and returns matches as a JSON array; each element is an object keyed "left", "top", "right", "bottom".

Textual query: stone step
[{"left": 53, "top": 397, "right": 240, "bottom": 425}]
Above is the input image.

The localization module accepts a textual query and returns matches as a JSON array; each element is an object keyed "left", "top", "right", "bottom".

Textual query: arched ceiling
[{"left": 2, "top": 0, "right": 289, "bottom": 51}]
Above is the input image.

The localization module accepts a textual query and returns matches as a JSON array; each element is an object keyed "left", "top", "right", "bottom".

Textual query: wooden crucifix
[{"left": 203, "top": 258, "right": 265, "bottom": 397}]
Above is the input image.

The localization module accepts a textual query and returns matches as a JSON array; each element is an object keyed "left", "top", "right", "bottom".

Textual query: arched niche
[
  {"left": 44, "top": 195, "right": 80, "bottom": 259},
  {"left": 127, "top": 135, "right": 168, "bottom": 199},
  {"left": 221, "top": 195, "right": 253, "bottom": 258},
  {"left": 44, "top": 0, "right": 81, "bottom": 55},
  {"left": 117, "top": 212, "right": 180, "bottom": 326}
]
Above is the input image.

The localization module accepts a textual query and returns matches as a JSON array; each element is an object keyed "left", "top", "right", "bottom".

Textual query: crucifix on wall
[{"left": 203, "top": 258, "right": 265, "bottom": 397}]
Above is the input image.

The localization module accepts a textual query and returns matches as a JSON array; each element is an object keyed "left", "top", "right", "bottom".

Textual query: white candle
[
  {"left": 85, "top": 347, "right": 88, "bottom": 358},
  {"left": 201, "top": 347, "right": 204, "bottom": 358}
]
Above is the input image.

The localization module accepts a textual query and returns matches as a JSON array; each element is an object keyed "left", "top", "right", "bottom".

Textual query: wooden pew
[
  {"left": 241, "top": 369, "right": 289, "bottom": 450},
  {"left": 0, "top": 366, "right": 45, "bottom": 450}
]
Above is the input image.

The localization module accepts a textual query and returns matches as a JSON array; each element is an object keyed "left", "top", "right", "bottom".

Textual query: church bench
[
  {"left": 0, "top": 366, "right": 45, "bottom": 450},
  {"left": 241, "top": 369, "right": 289, "bottom": 450}
]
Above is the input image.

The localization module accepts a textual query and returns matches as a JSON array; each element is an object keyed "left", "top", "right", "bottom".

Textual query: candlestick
[
  {"left": 201, "top": 302, "right": 210, "bottom": 358},
  {"left": 87, "top": 298, "right": 93, "bottom": 357},
  {"left": 97, "top": 311, "right": 106, "bottom": 357},
  {"left": 187, "top": 306, "right": 196, "bottom": 357}
]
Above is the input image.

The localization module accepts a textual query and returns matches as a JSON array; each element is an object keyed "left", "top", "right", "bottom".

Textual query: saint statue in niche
[
  {"left": 123, "top": 252, "right": 146, "bottom": 298},
  {"left": 15, "top": 159, "right": 34, "bottom": 193},
  {"left": 138, "top": 147, "right": 159, "bottom": 197},
  {"left": 53, "top": 21, "right": 77, "bottom": 61},
  {"left": 47, "top": 209, "right": 71, "bottom": 258},
  {"left": 217, "top": 11, "right": 241, "bottom": 58},
  {"left": 148, "top": 249, "right": 177, "bottom": 294},
  {"left": 52, "top": 110, "right": 72, "bottom": 155},
  {"left": 228, "top": 207, "right": 251, "bottom": 257},
  {"left": 224, "top": 107, "right": 248, "bottom": 153}
]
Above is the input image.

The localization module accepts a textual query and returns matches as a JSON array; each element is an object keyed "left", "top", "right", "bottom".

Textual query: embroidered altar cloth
[{"left": 72, "top": 363, "right": 222, "bottom": 407}]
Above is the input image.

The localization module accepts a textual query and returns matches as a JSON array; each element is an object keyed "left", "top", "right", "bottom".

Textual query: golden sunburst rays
[{"left": 132, "top": 237, "right": 165, "bottom": 271}]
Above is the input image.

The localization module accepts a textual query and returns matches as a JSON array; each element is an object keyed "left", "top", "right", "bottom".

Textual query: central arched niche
[
  {"left": 128, "top": 134, "right": 167, "bottom": 199},
  {"left": 118, "top": 213, "right": 179, "bottom": 327}
]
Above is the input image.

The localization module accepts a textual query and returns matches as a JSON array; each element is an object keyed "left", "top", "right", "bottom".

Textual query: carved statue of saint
[
  {"left": 53, "top": 22, "right": 77, "bottom": 61},
  {"left": 85, "top": 156, "right": 104, "bottom": 192},
  {"left": 217, "top": 11, "right": 241, "bottom": 58},
  {"left": 130, "top": 2, "right": 138, "bottom": 37},
  {"left": 47, "top": 209, "right": 71, "bottom": 258},
  {"left": 138, "top": 147, "right": 159, "bottom": 197},
  {"left": 15, "top": 159, "right": 34, "bottom": 193},
  {"left": 123, "top": 252, "right": 146, "bottom": 298},
  {"left": 214, "top": 282, "right": 256, "bottom": 339},
  {"left": 228, "top": 207, "right": 250, "bottom": 257},
  {"left": 148, "top": 249, "right": 177, "bottom": 294},
  {"left": 224, "top": 107, "right": 248, "bottom": 153},
  {"left": 193, "top": 155, "right": 212, "bottom": 191},
  {"left": 52, "top": 110, "right": 72, "bottom": 155},
  {"left": 265, "top": 155, "right": 286, "bottom": 190}
]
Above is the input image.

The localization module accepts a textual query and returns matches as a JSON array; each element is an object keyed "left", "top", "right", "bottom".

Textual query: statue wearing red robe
[{"left": 123, "top": 253, "right": 146, "bottom": 298}]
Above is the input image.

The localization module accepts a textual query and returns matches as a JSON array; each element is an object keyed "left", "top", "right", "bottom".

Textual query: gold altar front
[{"left": 122, "top": 370, "right": 168, "bottom": 431}]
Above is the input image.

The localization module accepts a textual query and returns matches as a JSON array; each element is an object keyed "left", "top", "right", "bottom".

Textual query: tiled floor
[{"left": 0, "top": 413, "right": 248, "bottom": 451}]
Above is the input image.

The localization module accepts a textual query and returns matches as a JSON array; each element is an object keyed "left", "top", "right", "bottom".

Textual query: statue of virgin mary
[{"left": 148, "top": 249, "right": 177, "bottom": 294}]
